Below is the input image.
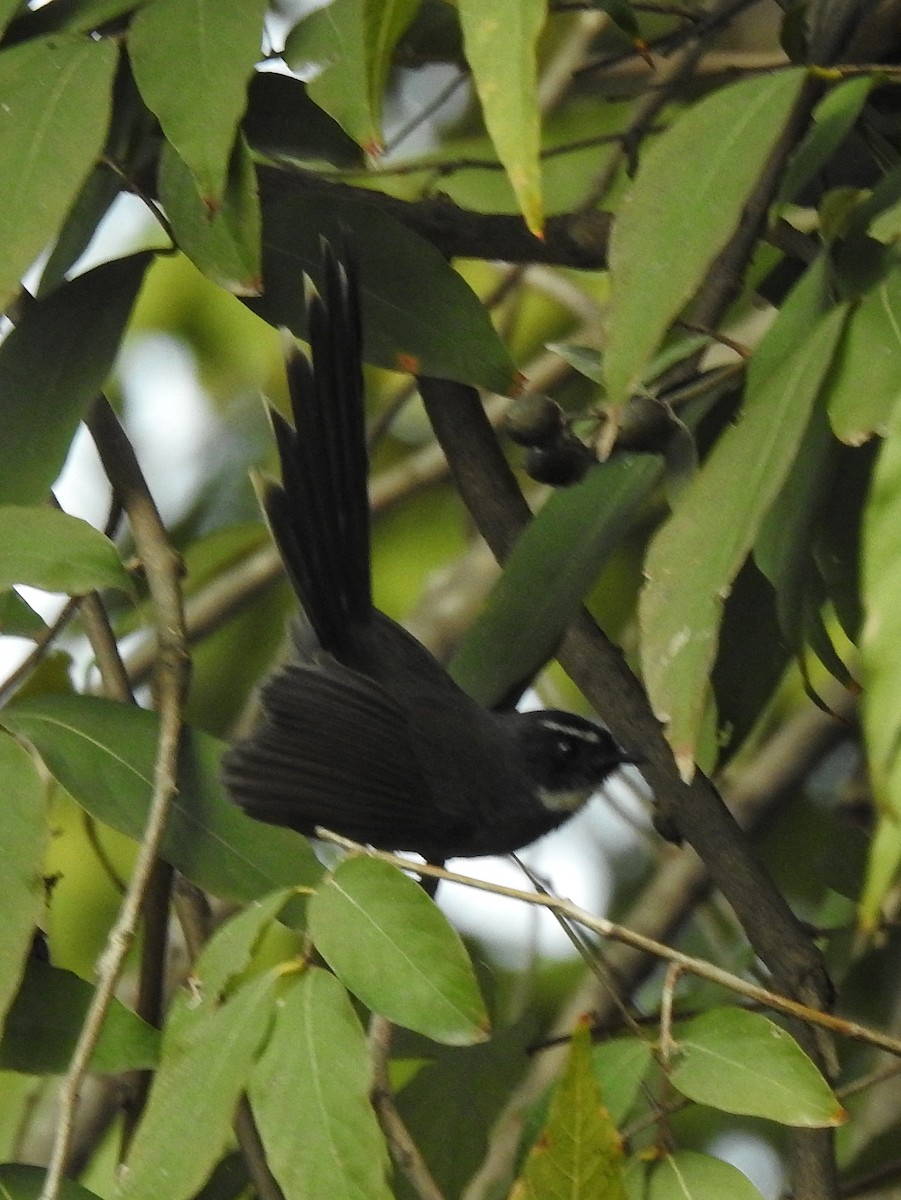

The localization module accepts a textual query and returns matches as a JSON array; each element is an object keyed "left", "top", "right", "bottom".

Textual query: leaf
[
  {"left": 860, "top": 394, "right": 901, "bottom": 928},
  {"left": 249, "top": 967, "right": 392, "bottom": 1200},
  {"left": 309, "top": 857, "right": 489, "bottom": 1045},
  {"left": 670, "top": 1009, "right": 844, "bottom": 1126},
  {"left": 0, "top": 1163, "right": 102, "bottom": 1200},
  {"left": 0, "top": 33, "right": 118, "bottom": 309},
  {"left": 627, "top": 1150, "right": 766, "bottom": 1200},
  {"left": 395, "top": 1021, "right": 535, "bottom": 1196},
  {"left": 0, "top": 590, "right": 47, "bottom": 638},
  {"left": 828, "top": 253, "right": 901, "bottom": 445},
  {"left": 605, "top": 68, "right": 805, "bottom": 409},
  {"left": 0, "top": 0, "right": 20, "bottom": 37},
  {"left": 0, "top": 695, "right": 321, "bottom": 903},
  {"left": 754, "top": 399, "right": 838, "bottom": 649},
  {"left": 251, "top": 183, "right": 516, "bottom": 392},
  {"left": 638, "top": 303, "right": 848, "bottom": 778},
  {"left": 458, "top": 0, "right": 546, "bottom": 235},
  {"left": 127, "top": 0, "right": 267, "bottom": 208},
  {"left": 242, "top": 71, "right": 362, "bottom": 168},
  {"left": 159, "top": 135, "right": 262, "bottom": 295},
  {"left": 858, "top": 815, "right": 901, "bottom": 936},
  {"left": 0, "top": 506, "right": 132, "bottom": 596},
  {"left": 285, "top": 0, "right": 420, "bottom": 156},
  {"left": 451, "top": 452, "right": 662, "bottom": 707},
  {"left": 0, "top": 959, "right": 160, "bottom": 1075},
  {"left": 187, "top": 888, "right": 296, "bottom": 1011},
  {"left": 37, "top": 163, "right": 122, "bottom": 298},
  {"left": 116, "top": 971, "right": 278, "bottom": 1200},
  {"left": 591, "top": 1037, "right": 654, "bottom": 1126},
  {"left": 0, "top": 738, "right": 47, "bottom": 1037},
  {"left": 0, "top": 252, "right": 151, "bottom": 507},
  {"left": 776, "top": 76, "right": 875, "bottom": 211},
  {"left": 511, "top": 1020, "right": 627, "bottom": 1200},
  {"left": 589, "top": 0, "right": 641, "bottom": 39}
]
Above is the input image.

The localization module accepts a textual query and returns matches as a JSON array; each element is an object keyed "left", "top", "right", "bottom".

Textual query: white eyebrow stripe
[{"left": 540, "top": 720, "right": 602, "bottom": 743}]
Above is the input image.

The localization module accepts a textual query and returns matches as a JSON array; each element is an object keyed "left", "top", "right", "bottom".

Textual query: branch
[
  {"left": 316, "top": 830, "right": 901, "bottom": 1060},
  {"left": 369, "top": 1016, "right": 446, "bottom": 1200},
  {"left": 40, "top": 397, "right": 190, "bottom": 1200},
  {"left": 258, "top": 166, "right": 611, "bottom": 268}
]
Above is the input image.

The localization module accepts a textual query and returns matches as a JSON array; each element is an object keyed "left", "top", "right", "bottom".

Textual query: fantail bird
[{"left": 222, "top": 244, "right": 638, "bottom": 862}]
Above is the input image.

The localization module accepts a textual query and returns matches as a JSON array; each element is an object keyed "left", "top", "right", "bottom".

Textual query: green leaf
[
  {"left": 858, "top": 815, "right": 901, "bottom": 936},
  {"left": 670, "top": 1008, "right": 844, "bottom": 1126},
  {"left": 605, "top": 68, "right": 805, "bottom": 409},
  {"left": 829, "top": 253, "right": 901, "bottom": 445},
  {"left": 860, "top": 394, "right": 901, "bottom": 927},
  {"left": 639, "top": 303, "right": 848, "bottom": 777},
  {"left": 37, "top": 163, "right": 122, "bottom": 298},
  {"left": 0, "top": 1163, "right": 102, "bottom": 1200},
  {"left": 0, "top": 506, "right": 132, "bottom": 596},
  {"left": 0, "top": 591, "right": 47, "bottom": 639},
  {"left": 285, "top": 0, "right": 420, "bottom": 155},
  {"left": 626, "top": 1150, "right": 766, "bottom": 1200},
  {"left": 187, "top": 889, "right": 296, "bottom": 1011},
  {"left": 754, "top": 399, "right": 838, "bottom": 649},
  {"left": 309, "top": 857, "right": 489, "bottom": 1045},
  {"left": 458, "top": 0, "right": 545, "bottom": 235},
  {"left": 591, "top": 1037, "right": 654, "bottom": 1126},
  {"left": 0, "top": 33, "right": 118, "bottom": 309},
  {"left": 0, "top": 959, "right": 160, "bottom": 1075},
  {"left": 451, "top": 452, "right": 662, "bottom": 706},
  {"left": 512, "top": 1020, "right": 627, "bottom": 1200},
  {"left": 776, "top": 76, "right": 875, "bottom": 211},
  {"left": 251, "top": 184, "right": 516, "bottom": 392},
  {"left": 128, "top": 0, "right": 267, "bottom": 208},
  {"left": 0, "top": 0, "right": 20, "bottom": 37},
  {"left": 0, "top": 695, "right": 321, "bottom": 902},
  {"left": 160, "top": 135, "right": 262, "bottom": 296},
  {"left": 395, "top": 1021, "right": 535, "bottom": 1196},
  {"left": 0, "top": 252, "right": 151, "bottom": 507},
  {"left": 249, "top": 967, "right": 392, "bottom": 1200},
  {"left": 589, "top": 0, "right": 640, "bottom": 39},
  {"left": 243, "top": 72, "right": 363, "bottom": 168},
  {"left": 116, "top": 971, "right": 279, "bottom": 1200},
  {"left": 0, "top": 737, "right": 47, "bottom": 1037}
]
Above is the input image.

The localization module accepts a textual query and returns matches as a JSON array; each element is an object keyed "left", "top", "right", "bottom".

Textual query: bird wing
[{"left": 221, "top": 657, "right": 472, "bottom": 853}]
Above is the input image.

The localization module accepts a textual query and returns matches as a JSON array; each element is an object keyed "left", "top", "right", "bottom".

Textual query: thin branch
[
  {"left": 39, "top": 397, "right": 190, "bottom": 1200},
  {"left": 233, "top": 1097, "right": 287, "bottom": 1200},
  {"left": 316, "top": 829, "right": 901, "bottom": 1060},
  {"left": 369, "top": 1015, "right": 446, "bottom": 1200}
]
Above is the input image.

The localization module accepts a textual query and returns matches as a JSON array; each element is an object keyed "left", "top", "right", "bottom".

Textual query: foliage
[{"left": 0, "top": 2, "right": 900, "bottom": 1199}]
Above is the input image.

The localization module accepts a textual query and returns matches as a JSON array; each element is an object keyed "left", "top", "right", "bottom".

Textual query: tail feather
[{"left": 262, "top": 245, "right": 371, "bottom": 659}]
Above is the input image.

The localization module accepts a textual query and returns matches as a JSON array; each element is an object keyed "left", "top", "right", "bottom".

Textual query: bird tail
[{"left": 259, "top": 243, "right": 371, "bottom": 658}]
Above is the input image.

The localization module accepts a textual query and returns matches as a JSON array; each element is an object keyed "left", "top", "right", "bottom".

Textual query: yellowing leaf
[
  {"left": 459, "top": 0, "right": 546, "bottom": 235},
  {"left": 512, "top": 1020, "right": 627, "bottom": 1200}
]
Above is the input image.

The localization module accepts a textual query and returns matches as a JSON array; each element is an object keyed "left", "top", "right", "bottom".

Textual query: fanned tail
[{"left": 261, "top": 244, "right": 371, "bottom": 659}]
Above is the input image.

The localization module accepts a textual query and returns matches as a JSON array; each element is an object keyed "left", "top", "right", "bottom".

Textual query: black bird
[{"left": 222, "top": 245, "right": 637, "bottom": 861}]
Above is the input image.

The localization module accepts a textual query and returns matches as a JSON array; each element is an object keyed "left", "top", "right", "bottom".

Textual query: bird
[{"left": 222, "top": 243, "right": 638, "bottom": 862}]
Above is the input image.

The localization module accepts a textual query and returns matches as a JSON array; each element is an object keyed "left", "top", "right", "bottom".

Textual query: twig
[
  {"left": 0, "top": 596, "right": 80, "bottom": 706},
  {"left": 369, "top": 1015, "right": 446, "bottom": 1200},
  {"left": 39, "top": 397, "right": 190, "bottom": 1200},
  {"left": 233, "top": 1097, "right": 287, "bottom": 1200},
  {"left": 315, "top": 828, "right": 901, "bottom": 1060}
]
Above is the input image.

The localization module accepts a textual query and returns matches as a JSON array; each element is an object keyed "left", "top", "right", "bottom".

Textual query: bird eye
[{"left": 555, "top": 737, "right": 575, "bottom": 759}]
